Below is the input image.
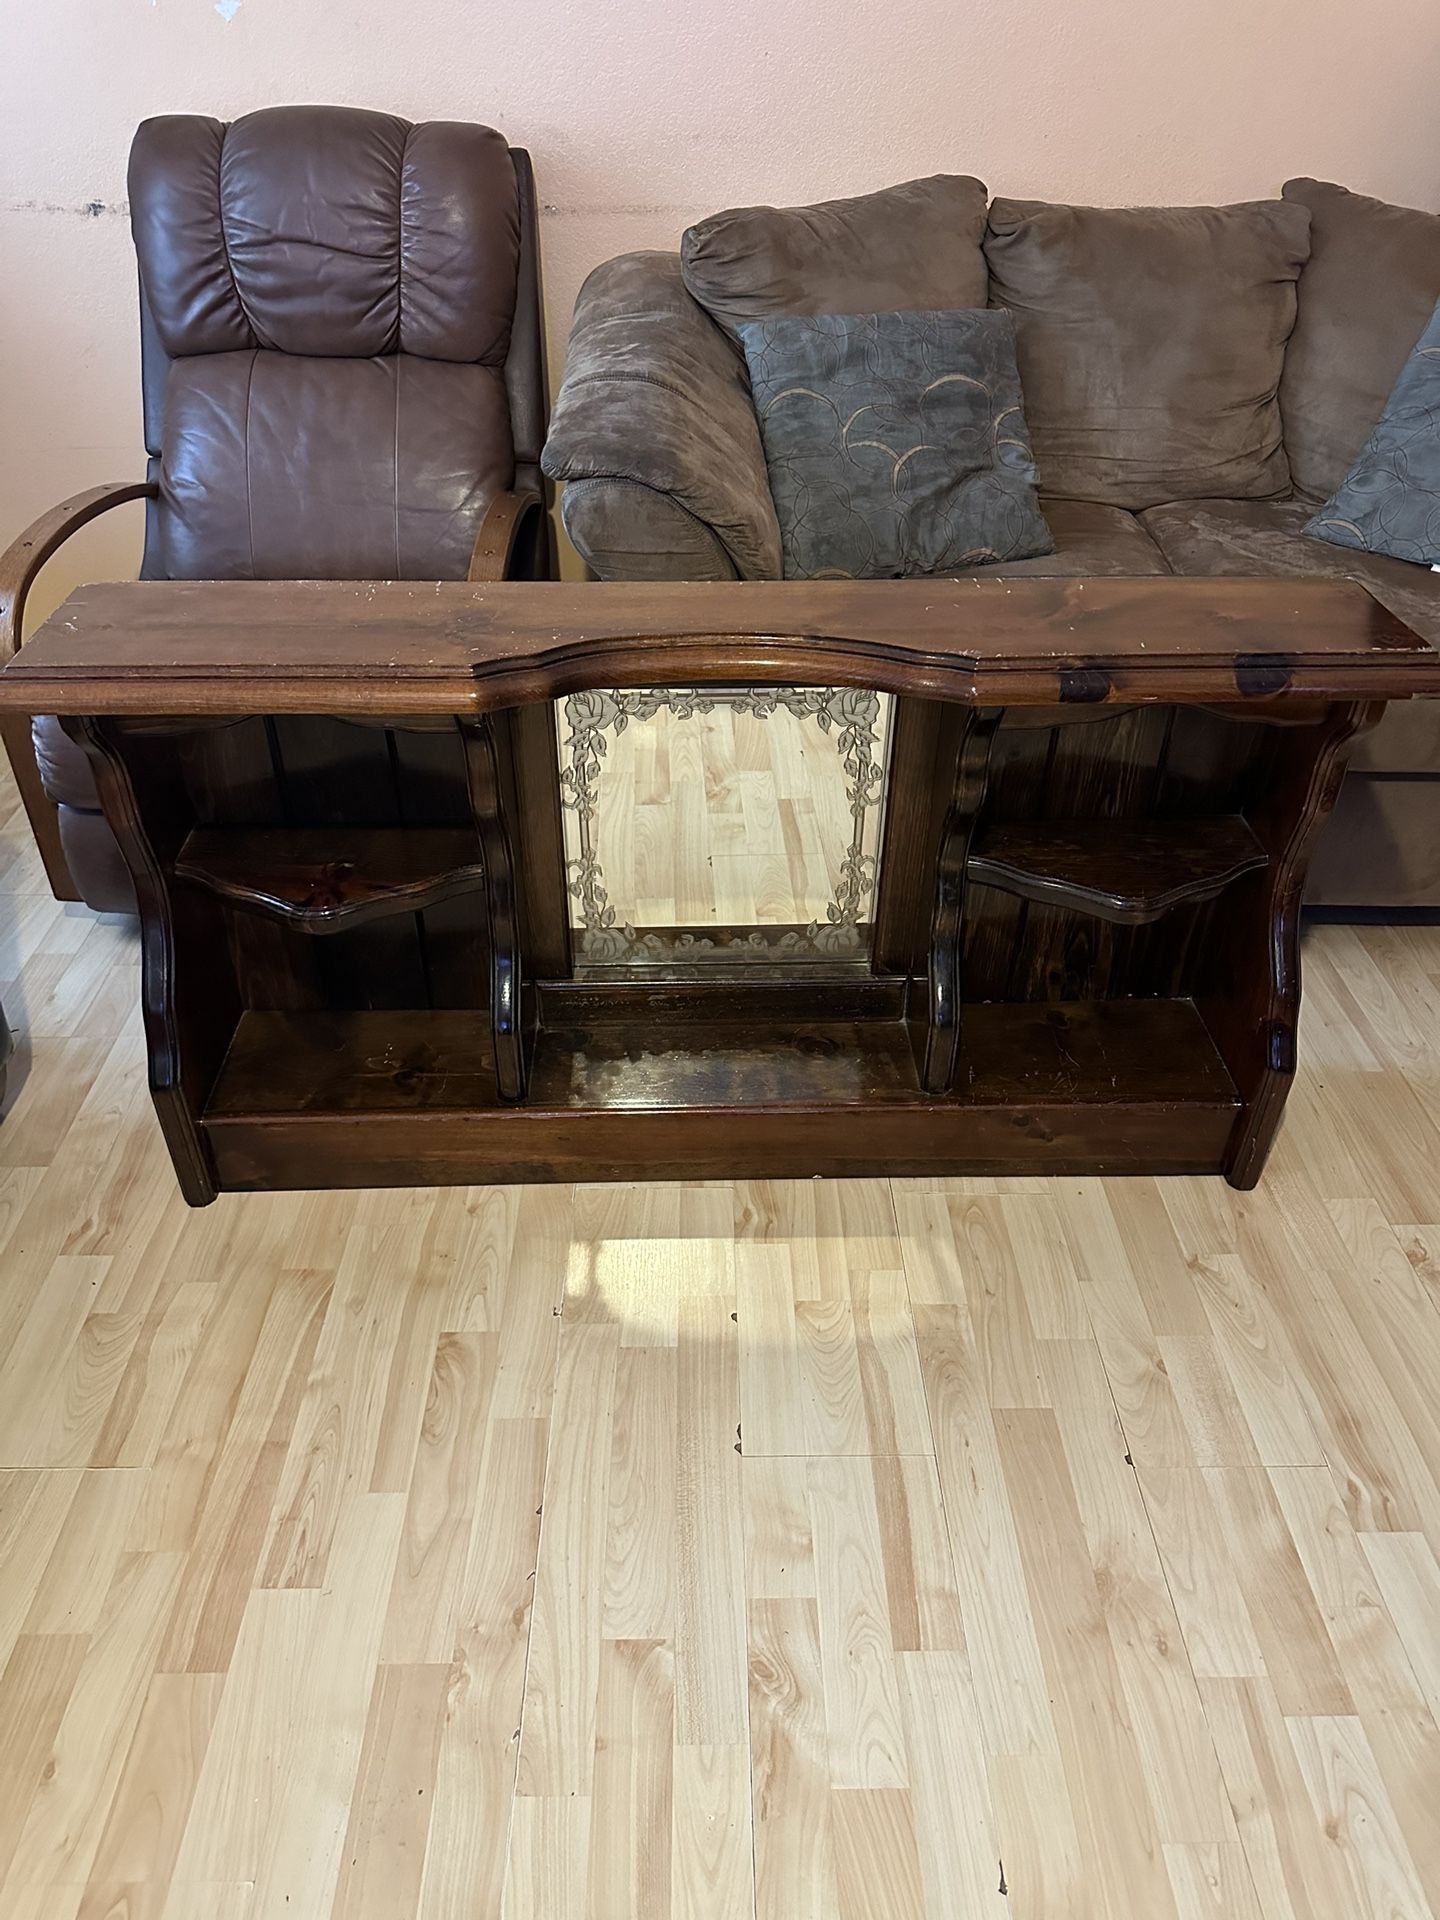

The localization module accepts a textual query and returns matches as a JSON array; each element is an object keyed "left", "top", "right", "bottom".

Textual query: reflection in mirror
[{"left": 556, "top": 686, "right": 893, "bottom": 973}]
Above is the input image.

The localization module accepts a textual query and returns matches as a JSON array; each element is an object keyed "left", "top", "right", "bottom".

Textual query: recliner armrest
[
  {"left": 0, "top": 481, "right": 154, "bottom": 902},
  {"left": 467, "top": 487, "right": 548, "bottom": 581},
  {"left": 542, "top": 252, "right": 781, "bottom": 581},
  {"left": 0, "top": 481, "right": 154, "bottom": 663}
]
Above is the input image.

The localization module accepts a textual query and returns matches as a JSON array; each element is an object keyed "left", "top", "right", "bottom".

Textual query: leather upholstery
[
  {"left": 35, "top": 106, "right": 549, "bottom": 911},
  {"left": 57, "top": 810, "right": 138, "bottom": 915},
  {"left": 130, "top": 109, "right": 519, "bottom": 363},
  {"left": 505, "top": 149, "right": 552, "bottom": 504},
  {"left": 31, "top": 718, "right": 135, "bottom": 912},
  {"left": 129, "top": 106, "right": 522, "bottom": 584},
  {"left": 31, "top": 715, "right": 100, "bottom": 811},
  {"left": 158, "top": 352, "right": 512, "bottom": 579}
]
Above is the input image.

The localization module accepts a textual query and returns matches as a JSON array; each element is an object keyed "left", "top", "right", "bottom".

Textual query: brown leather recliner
[{"left": 0, "top": 105, "right": 556, "bottom": 912}]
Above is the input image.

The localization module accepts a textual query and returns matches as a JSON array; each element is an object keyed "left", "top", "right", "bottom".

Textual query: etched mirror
[{"left": 555, "top": 685, "right": 893, "bottom": 972}]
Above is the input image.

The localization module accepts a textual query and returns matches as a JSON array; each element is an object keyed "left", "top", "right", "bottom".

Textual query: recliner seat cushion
[
  {"left": 153, "top": 352, "right": 513, "bottom": 579},
  {"left": 984, "top": 198, "right": 1311, "bottom": 509},
  {"left": 1279, "top": 179, "right": 1440, "bottom": 504},
  {"left": 680, "top": 176, "right": 990, "bottom": 338}
]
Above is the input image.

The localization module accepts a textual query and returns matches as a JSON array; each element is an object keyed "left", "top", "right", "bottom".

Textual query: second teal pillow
[{"left": 738, "top": 308, "right": 1053, "bottom": 580}]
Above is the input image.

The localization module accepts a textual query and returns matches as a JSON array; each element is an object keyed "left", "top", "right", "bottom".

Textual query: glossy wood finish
[
  {"left": 969, "top": 815, "right": 1268, "bottom": 923},
  {"left": 201, "top": 997, "right": 1237, "bottom": 1188},
  {"left": 466, "top": 486, "right": 547, "bottom": 583},
  {"left": 6, "top": 727, "right": 1440, "bottom": 1920},
  {"left": 459, "top": 716, "right": 528, "bottom": 1102},
  {"left": 0, "top": 481, "right": 155, "bottom": 899},
  {"left": 917, "top": 707, "right": 999, "bottom": 1094},
  {"left": 174, "top": 828, "right": 488, "bottom": 934},
  {"left": 60, "top": 717, "right": 226, "bottom": 1206},
  {"left": 5, "top": 577, "right": 1435, "bottom": 1201},
  {"left": 2, "top": 576, "right": 1436, "bottom": 716},
  {"left": 1203, "top": 702, "right": 1383, "bottom": 1189}
]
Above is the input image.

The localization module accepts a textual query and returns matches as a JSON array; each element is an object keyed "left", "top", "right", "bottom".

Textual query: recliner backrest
[{"left": 129, "top": 105, "right": 548, "bottom": 580}]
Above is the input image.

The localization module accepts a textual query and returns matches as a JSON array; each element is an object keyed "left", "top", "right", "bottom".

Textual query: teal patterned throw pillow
[
  {"left": 1307, "top": 299, "right": 1440, "bottom": 567},
  {"left": 738, "top": 309, "right": 1053, "bottom": 579}
]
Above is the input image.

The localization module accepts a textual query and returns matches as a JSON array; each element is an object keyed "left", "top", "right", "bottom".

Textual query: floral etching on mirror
[{"left": 556, "top": 686, "right": 890, "bottom": 969}]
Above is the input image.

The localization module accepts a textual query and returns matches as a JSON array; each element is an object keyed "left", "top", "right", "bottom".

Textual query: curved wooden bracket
[
  {"left": 920, "top": 706, "right": 1001, "bottom": 1094},
  {"left": 467, "top": 489, "right": 546, "bottom": 584},
  {"left": 1216, "top": 699, "right": 1385, "bottom": 1189},
  {"left": 459, "top": 715, "right": 528, "bottom": 1101},
  {"left": 0, "top": 482, "right": 155, "bottom": 899},
  {"left": 58, "top": 715, "right": 220, "bottom": 1206}
]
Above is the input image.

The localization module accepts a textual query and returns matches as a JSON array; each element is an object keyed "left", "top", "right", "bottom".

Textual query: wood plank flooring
[{"left": 3, "top": 757, "right": 1440, "bottom": 1917}]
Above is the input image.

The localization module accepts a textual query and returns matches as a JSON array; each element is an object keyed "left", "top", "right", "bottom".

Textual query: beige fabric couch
[{"left": 543, "top": 176, "right": 1440, "bottom": 907}]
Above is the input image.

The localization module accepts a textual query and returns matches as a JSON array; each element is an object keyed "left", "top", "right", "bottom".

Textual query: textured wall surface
[{"left": 5, "top": 0, "right": 1439, "bottom": 602}]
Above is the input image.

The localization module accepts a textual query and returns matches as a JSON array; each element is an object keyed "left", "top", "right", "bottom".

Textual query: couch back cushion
[
  {"left": 983, "top": 199, "right": 1311, "bottom": 509},
  {"left": 680, "top": 176, "right": 989, "bottom": 337},
  {"left": 1279, "top": 179, "right": 1440, "bottom": 503}
]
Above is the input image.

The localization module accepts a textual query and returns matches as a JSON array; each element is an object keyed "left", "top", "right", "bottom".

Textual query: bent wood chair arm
[
  {"left": 467, "top": 487, "right": 546, "bottom": 583},
  {"left": 0, "top": 481, "right": 155, "bottom": 664},
  {"left": 0, "top": 480, "right": 154, "bottom": 900}
]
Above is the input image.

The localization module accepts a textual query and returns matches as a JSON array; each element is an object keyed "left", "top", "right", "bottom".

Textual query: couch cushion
[
  {"left": 1306, "top": 776, "right": 1440, "bottom": 908},
  {"left": 1280, "top": 180, "right": 1440, "bottom": 504},
  {"left": 1307, "top": 297, "right": 1440, "bottom": 567},
  {"left": 988, "top": 498, "right": 1169, "bottom": 578},
  {"left": 984, "top": 199, "right": 1311, "bottom": 510},
  {"left": 680, "top": 176, "right": 989, "bottom": 339},
  {"left": 1139, "top": 496, "right": 1440, "bottom": 772}
]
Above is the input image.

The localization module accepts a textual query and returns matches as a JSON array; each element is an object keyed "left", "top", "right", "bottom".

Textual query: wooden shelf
[
  {"left": 210, "top": 1010, "right": 497, "bottom": 1113},
  {"left": 968, "top": 816, "right": 1267, "bottom": 923},
  {"left": 174, "top": 828, "right": 486, "bottom": 934},
  {"left": 208, "top": 996, "right": 1234, "bottom": 1119},
  {"left": 203, "top": 999, "right": 1238, "bottom": 1188}
]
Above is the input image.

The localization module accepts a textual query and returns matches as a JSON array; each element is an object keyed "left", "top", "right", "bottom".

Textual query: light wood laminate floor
[{"left": 2, "top": 754, "right": 1440, "bottom": 1920}]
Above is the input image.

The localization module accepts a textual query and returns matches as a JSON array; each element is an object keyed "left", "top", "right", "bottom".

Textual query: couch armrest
[
  {"left": 542, "top": 252, "right": 781, "bottom": 581},
  {"left": 0, "top": 481, "right": 153, "bottom": 900}
]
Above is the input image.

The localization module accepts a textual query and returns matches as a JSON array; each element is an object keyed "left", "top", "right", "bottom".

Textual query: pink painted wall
[{"left": 5, "top": 0, "right": 1439, "bottom": 603}]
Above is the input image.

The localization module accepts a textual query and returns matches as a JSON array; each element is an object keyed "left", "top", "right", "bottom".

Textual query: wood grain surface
[
  {"left": 3, "top": 740, "right": 1440, "bottom": 1917},
  {"left": 2, "top": 576, "right": 1436, "bottom": 715}
]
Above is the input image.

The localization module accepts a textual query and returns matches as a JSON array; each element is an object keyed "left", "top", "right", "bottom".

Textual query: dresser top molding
[{"left": 2, "top": 577, "right": 1435, "bottom": 717}]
